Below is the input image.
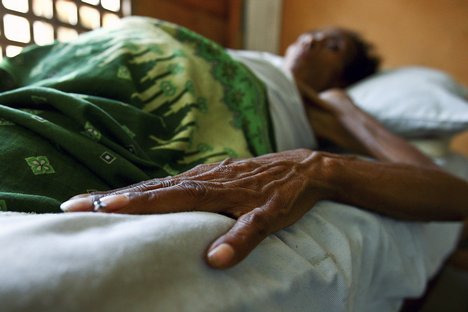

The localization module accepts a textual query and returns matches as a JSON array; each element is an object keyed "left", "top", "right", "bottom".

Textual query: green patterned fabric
[{"left": 0, "top": 17, "right": 275, "bottom": 213}]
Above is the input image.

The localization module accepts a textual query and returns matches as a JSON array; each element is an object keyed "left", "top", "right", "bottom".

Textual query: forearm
[
  {"left": 337, "top": 104, "right": 438, "bottom": 169},
  {"left": 312, "top": 152, "right": 468, "bottom": 221},
  {"left": 299, "top": 85, "right": 437, "bottom": 169}
]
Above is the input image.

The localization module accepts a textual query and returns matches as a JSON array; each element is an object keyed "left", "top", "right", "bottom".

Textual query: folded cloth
[
  {"left": 0, "top": 203, "right": 461, "bottom": 312},
  {"left": 0, "top": 17, "right": 275, "bottom": 213}
]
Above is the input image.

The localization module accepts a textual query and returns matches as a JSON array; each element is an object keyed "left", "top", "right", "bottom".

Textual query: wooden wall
[
  {"left": 280, "top": 0, "right": 468, "bottom": 86},
  {"left": 131, "top": 0, "right": 243, "bottom": 48}
]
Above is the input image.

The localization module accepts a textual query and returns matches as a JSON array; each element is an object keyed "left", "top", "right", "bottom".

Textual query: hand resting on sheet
[
  {"left": 60, "top": 145, "right": 468, "bottom": 269},
  {"left": 60, "top": 149, "right": 331, "bottom": 268}
]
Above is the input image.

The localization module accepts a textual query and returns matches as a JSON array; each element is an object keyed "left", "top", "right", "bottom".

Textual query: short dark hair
[{"left": 341, "top": 30, "right": 381, "bottom": 86}]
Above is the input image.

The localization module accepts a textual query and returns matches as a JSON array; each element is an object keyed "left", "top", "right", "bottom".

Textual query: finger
[
  {"left": 60, "top": 178, "right": 182, "bottom": 212},
  {"left": 60, "top": 196, "right": 94, "bottom": 212},
  {"left": 88, "top": 181, "right": 256, "bottom": 214},
  {"left": 206, "top": 207, "right": 272, "bottom": 269},
  {"left": 61, "top": 192, "right": 131, "bottom": 212}
]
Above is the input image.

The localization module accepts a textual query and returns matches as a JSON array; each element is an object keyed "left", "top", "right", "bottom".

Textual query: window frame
[{"left": 0, "top": 0, "right": 131, "bottom": 56}]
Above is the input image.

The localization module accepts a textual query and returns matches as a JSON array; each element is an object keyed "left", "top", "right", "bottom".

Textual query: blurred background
[
  {"left": 1, "top": 0, "right": 466, "bottom": 156},
  {"left": 2, "top": 0, "right": 467, "bottom": 85}
]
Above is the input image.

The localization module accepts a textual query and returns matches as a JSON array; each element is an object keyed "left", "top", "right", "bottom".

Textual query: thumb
[{"left": 206, "top": 208, "right": 271, "bottom": 269}]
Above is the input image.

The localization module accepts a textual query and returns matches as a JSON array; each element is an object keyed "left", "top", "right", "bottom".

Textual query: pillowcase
[{"left": 347, "top": 66, "right": 468, "bottom": 138}]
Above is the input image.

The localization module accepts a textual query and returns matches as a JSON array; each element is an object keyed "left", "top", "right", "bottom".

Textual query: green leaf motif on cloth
[
  {"left": 196, "top": 97, "right": 208, "bottom": 113},
  {"left": 175, "top": 25, "right": 275, "bottom": 155},
  {"left": 197, "top": 143, "right": 213, "bottom": 152},
  {"left": 160, "top": 80, "right": 176, "bottom": 97},
  {"left": 225, "top": 89, "right": 245, "bottom": 108},
  {"left": 219, "top": 62, "right": 238, "bottom": 82},
  {"left": 100, "top": 152, "right": 116, "bottom": 164},
  {"left": 84, "top": 122, "right": 102, "bottom": 141},
  {"left": 25, "top": 156, "right": 56, "bottom": 175},
  {"left": 0, "top": 200, "right": 7, "bottom": 211},
  {"left": 223, "top": 147, "right": 238, "bottom": 158},
  {"left": 185, "top": 80, "right": 195, "bottom": 94},
  {"left": 168, "top": 63, "right": 184, "bottom": 74},
  {"left": 173, "top": 49, "right": 185, "bottom": 57},
  {"left": 117, "top": 66, "right": 132, "bottom": 80},
  {"left": 230, "top": 112, "right": 243, "bottom": 129}
]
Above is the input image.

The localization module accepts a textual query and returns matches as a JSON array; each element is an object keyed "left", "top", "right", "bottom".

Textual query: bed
[{"left": 1, "top": 45, "right": 468, "bottom": 311}]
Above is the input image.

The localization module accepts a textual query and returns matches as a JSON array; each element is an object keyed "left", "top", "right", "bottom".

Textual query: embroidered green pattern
[
  {"left": 25, "top": 156, "right": 56, "bottom": 175},
  {"left": 160, "top": 80, "right": 176, "bottom": 97},
  {"left": 84, "top": 122, "right": 102, "bottom": 141},
  {"left": 168, "top": 63, "right": 184, "bottom": 74},
  {"left": 117, "top": 66, "right": 132, "bottom": 80},
  {"left": 0, "top": 17, "right": 275, "bottom": 213},
  {"left": 100, "top": 152, "right": 116, "bottom": 164}
]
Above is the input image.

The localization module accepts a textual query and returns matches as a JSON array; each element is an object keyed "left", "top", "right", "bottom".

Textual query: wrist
[{"left": 301, "top": 151, "right": 342, "bottom": 202}]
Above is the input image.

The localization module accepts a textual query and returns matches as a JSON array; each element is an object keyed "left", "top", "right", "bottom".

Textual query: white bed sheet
[{"left": 0, "top": 152, "right": 464, "bottom": 311}]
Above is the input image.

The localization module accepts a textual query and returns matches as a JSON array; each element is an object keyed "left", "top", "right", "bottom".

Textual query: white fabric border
[{"left": 228, "top": 50, "right": 317, "bottom": 152}]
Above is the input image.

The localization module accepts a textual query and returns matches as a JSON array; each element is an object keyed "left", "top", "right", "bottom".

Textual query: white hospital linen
[
  {"left": 228, "top": 50, "right": 317, "bottom": 152},
  {"left": 0, "top": 202, "right": 461, "bottom": 312}
]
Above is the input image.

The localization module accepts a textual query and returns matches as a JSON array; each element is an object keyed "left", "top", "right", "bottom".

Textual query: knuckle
[
  {"left": 192, "top": 163, "right": 206, "bottom": 171},
  {"left": 160, "top": 180, "right": 175, "bottom": 188},
  {"left": 239, "top": 210, "right": 270, "bottom": 237},
  {"left": 178, "top": 180, "right": 208, "bottom": 201},
  {"left": 220, "top": 158, "right": 234, "bottom": 166},
  {"left": 193, "top": 163, "right": 212, "bottom": 172},
  {"left": 132, "top": 183, "right": 150, "bottom": 193}
]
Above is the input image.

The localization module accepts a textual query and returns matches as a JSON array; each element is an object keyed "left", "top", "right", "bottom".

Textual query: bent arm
[
  {"left": 298, "top": 83, "right": 439, "bottom": 169},
  {"left": 319, "top": 89, "right": 438, "bottom": 168}
]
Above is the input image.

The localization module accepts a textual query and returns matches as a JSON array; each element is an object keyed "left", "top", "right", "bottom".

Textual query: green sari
[{"left": 0, "top": 17, "right": 275, "bottom": 213}]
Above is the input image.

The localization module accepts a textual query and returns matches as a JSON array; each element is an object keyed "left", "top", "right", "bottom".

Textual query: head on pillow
[{"left": 283, "top": 27, "right": 381, "bottom": 91}]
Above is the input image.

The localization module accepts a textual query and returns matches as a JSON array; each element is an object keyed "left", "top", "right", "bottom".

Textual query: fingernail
[
  {"left": 207, "top": 243, "right": 235, "bottom": 268},
  {"left": 60, "top": 197, "right": 92, "bottom": 212},
  {"left": 98, "top": 194, "right": 130, "bottom": 211}
]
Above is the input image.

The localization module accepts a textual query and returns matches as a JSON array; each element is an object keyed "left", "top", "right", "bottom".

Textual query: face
[{"left": 284, "top": 27, "right": 357, "bottom": 91}]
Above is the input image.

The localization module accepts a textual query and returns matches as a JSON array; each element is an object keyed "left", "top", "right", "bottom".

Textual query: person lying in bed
[{"left": 0, "top": 17, "right": 467, "bottom": 270}]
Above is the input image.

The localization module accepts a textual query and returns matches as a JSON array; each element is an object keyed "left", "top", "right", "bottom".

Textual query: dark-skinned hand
[{"left": 61, "top": 149, "right": 334, "bottom": 269}]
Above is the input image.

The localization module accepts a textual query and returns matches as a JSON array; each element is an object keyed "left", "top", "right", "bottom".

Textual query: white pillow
[{"left": 347, "top": 67, "right": 468, "bottom": 138}]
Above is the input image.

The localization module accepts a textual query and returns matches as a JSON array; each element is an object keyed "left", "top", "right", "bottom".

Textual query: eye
[{"left": 325, "top": 38, "right": 341, "bottom": 52}]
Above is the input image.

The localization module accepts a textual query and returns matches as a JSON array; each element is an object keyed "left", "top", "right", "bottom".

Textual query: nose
[
  {"left": 311, "top": 33, "right": 327, "bottom": 48},
  {"left": 300, "top": 33, "right": 326, "bottom": 49}
]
